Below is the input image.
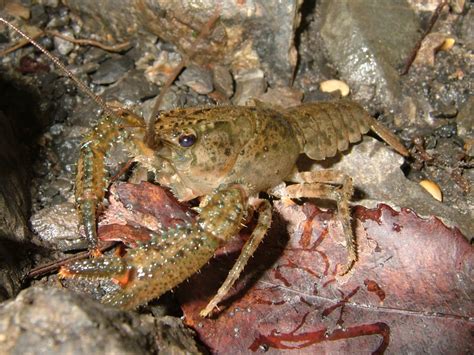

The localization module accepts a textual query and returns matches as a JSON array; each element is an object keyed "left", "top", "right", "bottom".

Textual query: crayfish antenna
[{"left": 0, "top": 16, "right": 116, "bottom": 118}]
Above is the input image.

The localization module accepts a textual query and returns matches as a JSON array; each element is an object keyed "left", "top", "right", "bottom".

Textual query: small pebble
[
  {"left": 180, "top": 66, "right": 214, "bottom": 95},
  {"left": 320, "top": 79, "right": 350, "bottom": 97},
  {"left": 435, "top": 123, "right": 457, "bottom": 138},
  {"left": 53, "top": 30, "right": 75, "bottom": 55},
  {"left": 232, "top": 68, "right": 266, "bottom": 106},
  {"left": 439, "top": 37, "right": 455, "bottom": 51}
]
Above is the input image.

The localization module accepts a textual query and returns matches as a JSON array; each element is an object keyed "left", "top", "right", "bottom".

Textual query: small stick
[
  {"left": 0, "top": 28, "right": 130, "bottom": 56},
  {"left": 0, "top": 32, "right": 42, "bottom": 56},
  {"left": 400, "top": 0, "right": 448, "bottom": 75},
  {"left": 26, "top": 241, "right": 117, "bottom": 279},
  {"left": 46, "top": 30, "right": 131, "bottom": 53}
]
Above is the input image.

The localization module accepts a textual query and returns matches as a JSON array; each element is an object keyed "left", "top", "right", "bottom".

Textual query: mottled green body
[
  {"left": 63, "top": 185, "right": 246, "bottom": 310},
  {"left": 152, "top": 105, "right": 301, "bottom": 200}
]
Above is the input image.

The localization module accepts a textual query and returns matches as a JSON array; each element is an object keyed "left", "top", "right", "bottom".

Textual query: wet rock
[
  {"left": 435, "top": 122, "right": 457, "bottom": 138},
  {"left": 38, "top": 0, "right": 60, "bottom": 7},
  {"left": 458, "top": 6, "right": 473, "bottom": 49},
  {"left": 0, "top": 287, "right": 161, "bottom": 354},
  {"left": 29, "top": 202, "right": 85, "bottom": 251},
  {"left": 53, "top": 29, "right": 75, "bottom": 56},
  {"left": 179, "top": 65, "right": 213, "bottom": 95},
  {"left": 155, "top": 316, "right": 203, "bottom": 354},
  {"left": 305, "top": 137, "right": 473, "bottom": 240},
  {"left": 81, "top": 47, "right": 110, "bottom": 66},
  {"left": 155, "top": 90, "right": 179, "bottom": 112},
  {"left": 212, "top": 65, "right": 234, "bottom": 98},
  {"left": 142, "top": 50, "right": 183, "bottom": 86},
  {"left": 457, "top": 95, "right": 474, "bottom": 139},
  {"left": 319, "top": 0, "right": 426, "bottom": 120},
  {"left": 232, "top": 68, "right": 266, "bottom": 106},
  {"left": 412, "top": 32, "right": 449, "bottom": 67},
  {"left": 63, "top": 0, "right": 302, "bottom": 84},
  {"left": 90, "top": 55, "right": 135, "bottom": 85},
  {"left": 102, "top": 69, "right": 160, "bottom": 104},
  {"left": 30, "top": 4, "right": 49, "bottom": 28}
]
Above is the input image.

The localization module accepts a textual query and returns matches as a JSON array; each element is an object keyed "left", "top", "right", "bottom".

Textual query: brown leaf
[
  {"left": 98, "top": 182, "right": 196, "bottom": 247},
  {"left": 178, "top": 202, "right": 473, "bottom": 354}
]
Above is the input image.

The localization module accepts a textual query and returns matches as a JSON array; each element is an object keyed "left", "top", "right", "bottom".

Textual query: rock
[
  {"left": 304, "top": 137, "right": 473, "bottom": 240},
  {"left": 62, "top": 0, "right": 302, "bottom": 84},
  {"left": 155, "top": 316, "right": 203, "bottom": 354},
  {"left": 102, "top": 69, "right": 160, "bottom": 104},
  {"left": 179, "top": 65, "right": 214, "bottom": 95},
  {"left": 53, "top": 29, "right": 75, "bottom": 56},
  {"left": 29, "top": 202, "right": 85, "bottom": 251},
  {"left": 457, "top": 96, "right": 474, "bottom": 139},
  {"left": 212, "top": 65, "right": 234, "bottom": 98},
  {"left": 142, "top": 50, "right": 183, "bottom": 86},
  {"left": 319, "top": 0, "right": 428, "bottom": 121},
  {"left": 232, "top": 68, "right": 266, "bottom": 105},
  {"left": 458, "top": 5, "right": 473, "bottom": 49},
  {"left": 90, "top": 55, "right": 135, "bottom": 85},
  {"left": 0, "top": 287, "right": 201, "bottom": 354}
]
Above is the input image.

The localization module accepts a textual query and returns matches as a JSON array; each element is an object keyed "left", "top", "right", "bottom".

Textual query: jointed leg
[
  {"left": 281, "top": 170, "right": 356, "bottom": 275},
  {"left": 200, "top": 199, "right": 272, "bottom": 317}
]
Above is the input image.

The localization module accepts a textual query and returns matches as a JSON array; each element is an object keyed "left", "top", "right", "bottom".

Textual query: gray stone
[
  {"left": 232, "top": 68, "right": 266, "bottom": 106},
  {"left": 0, "top": 287, "right": 203, "bottom": 354},
  {"left": 212, "top": 65, "right": 234, "bottom": 98},
  {"left": 457, "top": 96, "right": 474, "bottom": 139},
  {"left": 180, "top": 65, "right": 214, "bottom": 95},
  {"left": 91, "top": 55, "right": 135, "bottom": 85},
  {"left": 102, "top": 69, "right": 160, "bottom": 104},
  {"left": 29, "top": 203, "right": 85, "bottom": 251},
  {"left": 458, "top": 6, "right": 474, "bottom": 49},
  {"left": 319, "top": 0, "right": 428, "bottom": 121},
  {"left": 63, "top": 0, "right": 302, "bottom": 84},
  {"left": 53, "top": 30, "right": 75, "bottom": 56}
]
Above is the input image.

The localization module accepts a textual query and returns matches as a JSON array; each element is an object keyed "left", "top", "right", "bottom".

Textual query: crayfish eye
[{"left": 178, "top": 134, "right": 197, "bottom": 147}]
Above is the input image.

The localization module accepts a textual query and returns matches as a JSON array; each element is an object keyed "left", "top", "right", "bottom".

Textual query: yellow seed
[
  {"left": 320, "top": 79, "right": 350, "bottom": 97},
  {"left": 419, "top": 180, "right": 443, "bottom": 202},
  {"left": 440, "top": 38, "right": 455, "bottom": 51}
]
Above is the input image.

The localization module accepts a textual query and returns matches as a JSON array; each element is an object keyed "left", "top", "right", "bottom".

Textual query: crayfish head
[{"left": 152, "top": 107, "right": 253, "bottom": 200}]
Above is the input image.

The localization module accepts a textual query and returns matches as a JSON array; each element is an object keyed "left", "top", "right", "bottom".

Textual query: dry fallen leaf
[{"left": 97, "top": 182, "right": 473, "bottom": 354}]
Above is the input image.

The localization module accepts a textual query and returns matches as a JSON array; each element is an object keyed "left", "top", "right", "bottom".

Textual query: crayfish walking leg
[
  {"left": 280, "top": 170, "right": 356, "bottom": 275},
  {"left": 61, "top": 184, "right": 272, "bottom": 315}
]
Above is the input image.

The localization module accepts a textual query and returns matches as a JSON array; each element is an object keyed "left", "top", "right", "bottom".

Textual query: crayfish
[{"left": 1, "top": 16, "right": 408, "bottom": 317}]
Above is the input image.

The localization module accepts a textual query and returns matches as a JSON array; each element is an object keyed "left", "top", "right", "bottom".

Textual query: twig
[
  {"left": 0, "top": 32, "right": 41, "bottom": 56},
  {"left": 26, "top": 241, "right": 117, "bottom": 279},
  {"left": 46, "top": 30, "right": 131, "bottom": 52},
  {"left": 0, "top": 28, "right": 131, "bottom": 57},
  {"left": 400, "top": 0, "right": 448, "bottom": 75}
]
